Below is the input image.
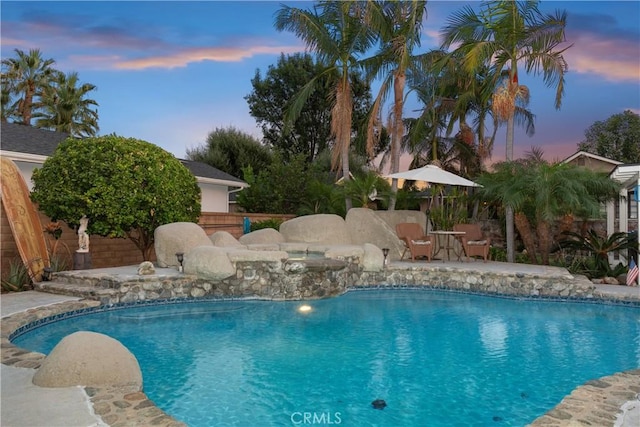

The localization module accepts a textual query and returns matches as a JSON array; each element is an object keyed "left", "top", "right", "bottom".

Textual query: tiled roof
[
  {"left": 0, "top": 122, "right": 246, "bottom": 185},
  {"left": 179, "top": 159, "right": 245, "bottom": 184},
  {"left": 0, "top": 122, "right": 71, "bottom": 156}
]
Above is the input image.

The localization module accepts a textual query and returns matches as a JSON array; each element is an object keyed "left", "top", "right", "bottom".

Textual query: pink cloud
[
  {"left": 566, "top": 30, "right": 639, "bottom": 83},
  {"left": 114, "top": 45, "right": 303, "bottom": 70}
]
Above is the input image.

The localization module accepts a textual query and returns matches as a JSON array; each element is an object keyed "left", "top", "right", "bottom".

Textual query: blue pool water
[{"left": 13, "top": 290, "right": 640, "bottom": 427}]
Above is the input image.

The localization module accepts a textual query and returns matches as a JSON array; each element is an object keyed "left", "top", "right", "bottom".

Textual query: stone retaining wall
[
  {"left": 38, "top": 259, "right": 602, "bottom": 305},
  {"left": 357, "top": 266, "right": 595, "bottom": 299}
]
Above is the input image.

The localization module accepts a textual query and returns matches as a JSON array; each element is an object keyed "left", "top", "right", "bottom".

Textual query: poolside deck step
[
  {"left": 47, "top": 272, "right": 121, "bottom": 288},
  {"left": 34, "top": 281, "right": 116, "bottom": 301}
]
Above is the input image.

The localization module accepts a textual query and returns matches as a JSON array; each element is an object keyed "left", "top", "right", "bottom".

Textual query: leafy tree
[
  {"left": 31, "top": 135, "right": 201, "bottom": 260},
  {"left": 33, "top": 71, "right": 99, "bottom": 137},
  {"left": 1, "top": 48, "right": 57, "bottom": 124},
  {"left": 475, "top": 154, "right": 620, "bottom": 265},
  {"left": 342, "top": 170, "right": 390, "bottom": 208},
  {"left": 186, "top": 126, "right": 272, "bottom": 180},
  {"left": 578, "top": 110, "right": 640, "bottom": 163},
  {"left": 246, "top": 53, "right": 371, "bottom": 163},
  {"left": 275, "top": 1, "right": 376, "bottom": 211},
  {"left": 298, "top": 179, "right": 346, "bottom": 216},
  {"left": 237, "top": 153, "right": 311, "bottom": 214},
  {"left": 441, "top": 0, "right": 572, "bottom": 262},
  {"left": 363, "top": 0, "right": 429, "bottom": 210}
]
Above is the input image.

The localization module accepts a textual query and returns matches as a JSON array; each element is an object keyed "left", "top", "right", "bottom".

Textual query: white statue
[{"left": 77, "top": 215, "right": 90, "bottom": 253}]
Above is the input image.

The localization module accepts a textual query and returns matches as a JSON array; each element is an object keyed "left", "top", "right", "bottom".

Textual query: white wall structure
[
  {"left": 607, "top": 164, "right": 640, "bottom": 283},
  {"left": 197, "top": 179, "right": 246, "bottom": 213},
  {"left": 4, "top": 154, "right": 46, "bottom": 191}
]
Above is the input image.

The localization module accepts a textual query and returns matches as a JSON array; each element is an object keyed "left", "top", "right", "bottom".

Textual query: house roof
[
  {"left": 561, "top": 150, "right": 623, "bottom": 166},
  {"left": 0, "top": 122, "right": 247, "bottom": 188},
  {"left": 0, "top": 122, "right": 71, "bottom": 157},
  {"left": 179, "top": 159, "right": 246, "bottom": 187}
]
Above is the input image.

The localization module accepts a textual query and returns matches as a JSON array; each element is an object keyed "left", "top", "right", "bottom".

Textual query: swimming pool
[{"left": 13, "top": 290, "right": 640, "bottom": 426}]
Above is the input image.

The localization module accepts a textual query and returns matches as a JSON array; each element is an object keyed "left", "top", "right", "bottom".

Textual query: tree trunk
[
  {"left": 505, "top": 116, "right": 516, "bottom": 262},
  {"left": 537, "top": 219, "right": 552, "bottom": 265},
  {"left": 558, "top": 213, "right": 574, "bottom": 235},
  {"left": 514, "top": 212, "right": 537, "bottom": 264},
  {"left": 127, "top": 228, "right": 153, "bottom": 261},
  {"left": 333, "top": 76, "right": 353, "bottom": 212},
  {"left": 388, "top": 70, "right": 405, "bottom": 211},
  {"left": 21, "top": 82, "right": 36, "bottom": 125},
  {"left": 142, "top": 244, "right": 154, "bottom": 262}
]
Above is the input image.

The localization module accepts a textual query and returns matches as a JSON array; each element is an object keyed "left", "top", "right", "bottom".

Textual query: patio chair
[
  {"left": 453, "top": 223, "right": 491, "bottom": 262},
  {"left": 396, "top": 223, "right": 434, "bottom": 262}
]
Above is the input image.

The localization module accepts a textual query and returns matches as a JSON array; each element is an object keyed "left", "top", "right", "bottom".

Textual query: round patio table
[{"left": 429, "top": 230, "right": 466, "bottom": 262}]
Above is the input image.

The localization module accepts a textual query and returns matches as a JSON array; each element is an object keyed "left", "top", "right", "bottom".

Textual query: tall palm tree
[
  {"left": 1, "top": 48, "right": 57, "bottom": 125},
  {"left": 363, "top": 0, "right": 429, "bottom": 210},
  {"left": 440, "top": 0, "right": 571, "bottom": 262},
  {"left": 434, "top": 54, "right": 536, "bottom": 166},
  {"left": 275, "top": 1, "right": 375, "bottom": 212},
  {"left": 34, "top": 71, "right": 99, "bottom": 137},
  {"left": 401, "top": 50, "right": 452, "bottom": 166}
]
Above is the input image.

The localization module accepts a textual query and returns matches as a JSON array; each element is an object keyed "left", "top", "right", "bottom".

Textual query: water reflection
[{"left": 478, "top": 315, "right": 508, "bottom": 358}]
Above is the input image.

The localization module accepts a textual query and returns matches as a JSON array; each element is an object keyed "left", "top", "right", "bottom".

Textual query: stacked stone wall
[{"left": 39, "top": 258, "right": 603, "bottom": 307}]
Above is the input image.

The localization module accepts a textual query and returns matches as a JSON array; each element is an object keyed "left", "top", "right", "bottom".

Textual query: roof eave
[
  {"left": 0, "top": 150, "right": 48, "bottom": 164},
  {"left": 609, "top": 164, "right": 640, "bottom": 188},
  {"left": 196, "top": 176, "right": 249, "bottom": 188}
]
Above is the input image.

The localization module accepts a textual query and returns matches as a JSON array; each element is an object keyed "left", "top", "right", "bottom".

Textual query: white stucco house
[{"left": 0, "top": 122, "right": 248, "bottom": 213}]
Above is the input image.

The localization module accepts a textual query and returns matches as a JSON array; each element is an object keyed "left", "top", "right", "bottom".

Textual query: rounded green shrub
[{"left": 31, "top": 135, "right": 201, "bottom": 260}]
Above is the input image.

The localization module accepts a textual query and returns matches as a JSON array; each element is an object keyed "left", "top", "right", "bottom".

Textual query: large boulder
[
  {"left": 154, "top": 222, "right": 212, "bottom": 268},
  {"left": 183, "top": 246, "right": 236, "bottom": 280},
  {"left": 375, "top": 210, "right": 427, "bottom": 233},
  {"left": 226, "top": 248, "right": 288, "bottom": 264},
  {"left": 209, "top": 231, "right": 246, "bottom": 248},
  {"left": 239, "top": 228, "right": 285, "bottom": 245},
  {"left": 374, "top": 210, "right": 428, "bottom": 260},
  {"left": 362, "top": 243, "right": 384, "bottom": 272},
  {"left": 32, "top": 331, "right": 142, "bottom": 389},
  {"left": 346, "top": 208, "right": 406, "bottom": 260},
  {"left": 280, "top": 214, "right": 352, "bottom": 245}
]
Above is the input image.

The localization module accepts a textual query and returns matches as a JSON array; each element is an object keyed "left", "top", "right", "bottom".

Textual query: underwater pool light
[{"left": 298, "top": 304, "right": 312, "bottom": 313}]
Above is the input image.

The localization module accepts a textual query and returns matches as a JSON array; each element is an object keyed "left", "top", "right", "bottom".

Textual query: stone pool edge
[
  {"left": 2, "top": 287, "right": 639, "bottom": 427},
  {"left": 1, "top": 299, "right": 186, "bottom": 427}
]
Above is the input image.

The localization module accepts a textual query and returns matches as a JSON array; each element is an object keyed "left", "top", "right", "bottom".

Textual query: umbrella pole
[
  {"left": 425, "top": 209, "right": 431, "bottom": 233},
  {"left": 425, "top": 196, "right": 433, "bottom": 233}
]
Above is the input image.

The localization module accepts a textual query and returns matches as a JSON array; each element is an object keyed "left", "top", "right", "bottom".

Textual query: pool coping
[
  {"left": 0, "top": 298, "right": 187, "bottom": 427},
  {"left": 2, "top": 287, "right": 639, "bottom": 426}
]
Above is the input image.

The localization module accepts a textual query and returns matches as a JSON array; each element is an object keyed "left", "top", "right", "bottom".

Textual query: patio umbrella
[
  {"left": 385, "top": 164, "right": 481, "bottom": 187},
  {"left": 385, "top": 164, "right": 480, "bottom": 232}
]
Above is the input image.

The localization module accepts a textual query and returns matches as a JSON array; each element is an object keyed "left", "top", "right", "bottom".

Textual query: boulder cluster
[{"left": 153, "top": 208, "right": 428, "bottom": 280}]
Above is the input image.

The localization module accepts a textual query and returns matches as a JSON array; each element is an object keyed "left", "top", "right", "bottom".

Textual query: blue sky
[{"left": 2, "top": 1, "right": 639, "bottom": 166}]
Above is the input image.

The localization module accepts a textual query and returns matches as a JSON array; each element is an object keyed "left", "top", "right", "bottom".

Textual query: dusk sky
[{"left": 2, "top": 1, "right": 639, "bottom": 167}]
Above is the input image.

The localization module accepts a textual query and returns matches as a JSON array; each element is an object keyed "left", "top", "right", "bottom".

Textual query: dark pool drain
[{"left": 371, "top": 399, "right": 387, "bottom": 410}]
